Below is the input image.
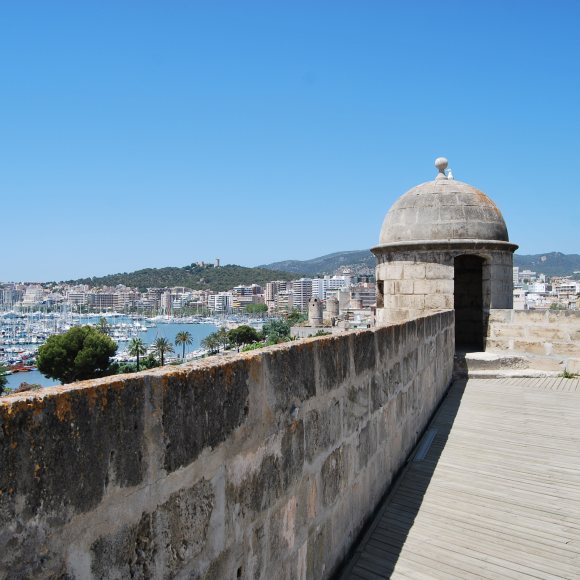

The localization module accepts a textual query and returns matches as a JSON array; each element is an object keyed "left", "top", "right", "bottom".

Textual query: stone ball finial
[{"left": 435, "top": 157, "right": 448, "bottom": 173}]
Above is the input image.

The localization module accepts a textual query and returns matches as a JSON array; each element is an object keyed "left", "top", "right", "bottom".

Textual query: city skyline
[{"left": 2, "top": 1, "right": 579, "bottom": 281}]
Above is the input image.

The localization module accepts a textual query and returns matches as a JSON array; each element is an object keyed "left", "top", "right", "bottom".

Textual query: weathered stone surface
[
  {"left": 352, "top": 331, "right": 376, "bottom": 374},
  {"left": 357, "top": 422, "right": 376, "bottom": 471},
  {"left": 91, "top": 479, "right": 214, "bottom": 578},
  {"left": 306, "top": 521, "right": 333, "bottom": 579},
  {"left": 315, "top": 335, "right": 351, "bottom": 393},
  {"left": 304, "top": 401, "right": 341, "bottom": 463},
  {"left": 344, "top": 382, "right": 370, "bottom": 435},
  {"left": 0, "top": 377, "right": 146, "bottom": 523},
  {"left": 0, "top": 311, "right": 456, "bottom": 580},
  {"left": 264, "top": 343, "right": 316, "bottom": 407},
  {"left": 227, "top": 421, "right": 304, "bottom": 514},
  {"left": 156, "top": 479, "right": 215, "bottom": 572},
  {"left": 91, "top": 511, "right": 156, "bottom": 580},
  {"left": 162, "top": 360, "right": 250, "bottom": 473},
  {"left": 321, "top": 446, "right": 348, "bottom": 508}
]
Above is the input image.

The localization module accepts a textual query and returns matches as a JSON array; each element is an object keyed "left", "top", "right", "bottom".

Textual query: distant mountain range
[
  {"left": 60, "top": 251, "right": 579, "bottom": 291},
  {"left": 259, "top": 250, "right": 375, "bottom": 276},
  {"left": 260, "top": 251, "right": 580, "bottom": 277}
]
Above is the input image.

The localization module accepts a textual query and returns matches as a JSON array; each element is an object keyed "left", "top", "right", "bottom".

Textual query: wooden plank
[{"left": 340, "top": 377, "right": 580, "bottom": 580}]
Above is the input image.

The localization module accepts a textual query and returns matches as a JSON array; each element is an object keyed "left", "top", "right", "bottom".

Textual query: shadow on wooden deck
[{"left": 335, "top": 379, "right": 468, "bottom": 579}]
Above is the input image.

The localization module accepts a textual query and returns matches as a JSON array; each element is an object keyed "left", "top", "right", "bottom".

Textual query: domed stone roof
[{"left": 379, "top": 158, "right": 509, "bottom": 246}]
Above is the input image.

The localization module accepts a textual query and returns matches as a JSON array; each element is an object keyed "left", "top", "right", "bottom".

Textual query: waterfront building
[
  {"left": 292, "top": 278, "right": 313, "bottom": 312},
  {"left": 207, "top": 292, "right": 232, "bottom": 313}
]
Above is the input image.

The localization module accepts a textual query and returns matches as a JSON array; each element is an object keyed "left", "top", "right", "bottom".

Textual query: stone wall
[
  {"left": 486, "top": 309, "right": 580, "bottom": 361},
  {"left": 0, "top": 311, "right": 454, "bottom": 579},
  {"left": 374, "top": 245, "right": 514, "bottom": 326}
]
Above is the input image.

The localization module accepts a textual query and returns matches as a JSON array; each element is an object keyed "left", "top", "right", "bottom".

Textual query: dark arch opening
[{"left": 454, "top": 255, "right": 484, "bottom": 351}]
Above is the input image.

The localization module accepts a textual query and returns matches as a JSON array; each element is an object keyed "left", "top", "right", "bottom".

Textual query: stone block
[
  {"left": 0, "top": 376, "right": 147, "bottom": 524},
  {"left": 384, "top": 262, "right": 405, "bottom": 280},
  {"left": 306, "top": 520, "right": 333, "bottom": 580},
  {"left": 488, "top": 310, "right": 514, "bottom": 323},
  {"left": 264, "top": 343, "right": 317, "bottom": 408},
  {"left": 304, "top": 400, "right": 341, "bottom": 463},
  {"left": 526, "top": 326, "right": 569, "bottom": 342},
  {"left": 91, "top": 510, "right": 155, "bottom": 579},
  {"left": 403, "top": 263, "right": 426, "bottom": 279},
  {"left": 269, "top": 494, "right": 307, "bottom": 556},
  {"left": 412, "top": 279, "right": 433, "bottom": 295},
  {"left": 343, "top": 381, "right": 370, "bottom": 435},
  {"left": 375, "top": 324, "right": 395, "bottom": 361},
  {"left": 425, "top": 263, "right": 453, "bottom": 280},
  {"left": 433, "top": 279, "right": 455, "bottom": 294},
  {"left": 394, "top": 280, "right": 414, "bottom": 294},
  {"left": 315, "top": 335, "right": 351, "bottom": 393},
  {"left": 357, "top": 422, "right": 377, "bottom": 471},
  {"left": 226, "top": 421, "right": 305, "bottom": 514},
  {"left": 162, "top": 361, "right": 250, "bottom": 473},
  {"left": 320, "top": 446, "right": 348, "bottom": 508},
  {"left": 155, "top": 479, "right": 215, "bottom": 573},
  {"left": 425, "top": 294, "right": 447, "bottom": 310},
  {"left": 352, "top": 331, "right": 376, "bottom": 374}
]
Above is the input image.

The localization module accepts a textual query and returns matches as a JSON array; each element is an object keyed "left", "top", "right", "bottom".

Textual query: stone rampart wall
[
  {"left": 486, "top": 309, "right": 580, "bottom": 360},
  {"left": 0, "top": 311, "right": 454, "bottom": 579}
]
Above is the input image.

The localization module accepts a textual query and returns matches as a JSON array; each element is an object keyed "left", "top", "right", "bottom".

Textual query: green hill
[
  {"left": 513, "top": 252, "right": 580, "bottom": 277},
  {"left": 64, "top": 264, "right": 302, "bottom": 292},
  {"left": 260, "top": 250, "right": 375, "bottom": 276}
]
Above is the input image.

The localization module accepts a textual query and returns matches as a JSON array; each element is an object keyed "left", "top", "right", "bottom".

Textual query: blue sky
[{"left": 2, "top": 1, "right": 579, "bottom": 282}]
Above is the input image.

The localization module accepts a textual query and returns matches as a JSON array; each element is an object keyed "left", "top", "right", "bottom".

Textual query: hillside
[
  {"left": 259, "top": 250, "right": 376, "bottom": 276},
  {"left": 513, "top": 252, "right": 580, "bottom": 277},
  {"left": 64, "top": 264, "right": 301, "bottom": 292},
  {"left": 260, "top": 250, "right": 580, "bottom": 277}
]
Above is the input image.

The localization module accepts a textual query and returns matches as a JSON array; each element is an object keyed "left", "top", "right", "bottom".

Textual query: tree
[
  {"left": 128, "top": 337, "right": 147, "bottom": 371},
  {"left": 287, "top": 309, "right": 307, "bottom": 325},
  {"left": 228, "top": 325, "right": 260, "bottom": 347},
  {"left": 245, "top": 303, "right": 268, "bottom": 315},
  {"left": 0, "top": 363, "right": 8, "bottom": 395},
  {"left": 153, "top": 337, "right": 174, "bottom": 366},
  {"left": 37, "top": 325, "right": 117, "bottom": 384},
  {"left": 216, "top": 327, "right": 230, "bottom": 351},
  {"left": 261, "top": 319, "right": 291, "bottom": 344},
  {"left": 175, "top": 331, "right": 193, "bottom": 360},
  {"left": 201, "top": 333, "right": 220, "bottom": 354},
  {"left": 95, "top": 317, "right": 111, "bottom": 335}
]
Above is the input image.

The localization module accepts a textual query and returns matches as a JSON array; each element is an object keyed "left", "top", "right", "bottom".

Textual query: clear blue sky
[{"left": 2, "top": 1, "right": 579, "bottom": 282}]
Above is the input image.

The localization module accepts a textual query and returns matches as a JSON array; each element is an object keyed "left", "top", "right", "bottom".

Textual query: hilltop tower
[{"left": 373, "top": 157, "right": 518, "bottom": 350}]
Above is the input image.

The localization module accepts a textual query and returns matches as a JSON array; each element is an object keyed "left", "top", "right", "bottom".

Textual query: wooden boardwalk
[{"left": 339, "top": 377, "right": 580, "bottom": 579}]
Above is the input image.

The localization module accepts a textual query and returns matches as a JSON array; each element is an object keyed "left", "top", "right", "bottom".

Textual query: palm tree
[
  {"left": 128, "top": 337, "right": 147, "bottom": 372},
  {"left": 95, "top": 317, "right": 111, "bottom": 336},
  {"left": 175, "top": 331, "right": 193, "bottom": 360},
  {"left": 153, "top": 337, "right": 174, "bottom": 366}
]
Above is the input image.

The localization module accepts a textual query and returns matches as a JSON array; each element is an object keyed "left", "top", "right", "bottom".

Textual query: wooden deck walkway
[{"left": 339, "top": 377, "right": 580, "bottom": 579}]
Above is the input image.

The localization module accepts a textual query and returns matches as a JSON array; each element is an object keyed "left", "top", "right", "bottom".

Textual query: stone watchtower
[{"left": 372, "top": 157, "right": 518, "bottom": 351}]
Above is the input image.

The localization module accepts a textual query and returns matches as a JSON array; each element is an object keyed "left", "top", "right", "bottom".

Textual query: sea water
[{"left": 4, "top": 319, "right": 218, "bottom": 390}]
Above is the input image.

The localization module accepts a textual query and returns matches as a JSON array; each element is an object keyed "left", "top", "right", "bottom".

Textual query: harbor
[{"left": 0, "top": 311, "right": 265, "bottom": 389}]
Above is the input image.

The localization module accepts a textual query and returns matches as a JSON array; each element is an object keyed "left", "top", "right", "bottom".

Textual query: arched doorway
[{"left": 454, "top": 255, "right": 484, "bottom": 351}]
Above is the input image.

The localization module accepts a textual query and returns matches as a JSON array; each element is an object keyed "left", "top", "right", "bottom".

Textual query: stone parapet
[
  {"left": 486, "top": 309, "right": 580, "bottom": 360},
  {"left": 0, "top": 311, "right": 455, "bottom": 579}
]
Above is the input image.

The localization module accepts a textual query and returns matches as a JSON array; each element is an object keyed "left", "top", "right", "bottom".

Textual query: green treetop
[{"left": 36, "top": 326, "right": 118, "bottom": 385}]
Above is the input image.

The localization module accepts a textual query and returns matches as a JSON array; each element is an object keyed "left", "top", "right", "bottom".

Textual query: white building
[
  {"left": 292, "top": 279, "right": 313, "bottom": 312},
  {"left": 207, "top": 292, "right": 232, "bottom": 313},
  {"left": 311, "top": 276, "right": 350, "bottom": 300}
]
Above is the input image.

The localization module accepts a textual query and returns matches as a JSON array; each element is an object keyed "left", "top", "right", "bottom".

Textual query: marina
[{"left": 0, "top": 311, "right": 261, "bottom": 389}]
